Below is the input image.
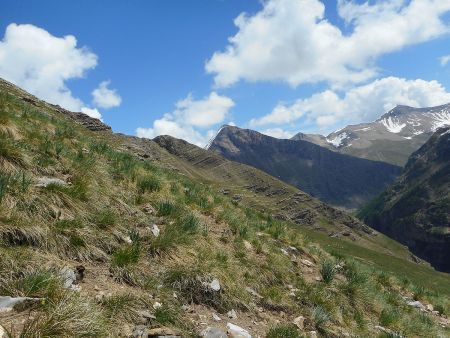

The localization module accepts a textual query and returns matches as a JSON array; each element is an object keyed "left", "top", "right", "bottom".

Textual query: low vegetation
[{"left": 0, "top": 82, "right": 449, "bottom": 337}]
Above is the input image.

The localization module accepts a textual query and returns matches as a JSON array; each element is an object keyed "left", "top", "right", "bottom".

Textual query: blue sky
[{"left": 1, "top": 0, "right": 450, "bottom": 145}]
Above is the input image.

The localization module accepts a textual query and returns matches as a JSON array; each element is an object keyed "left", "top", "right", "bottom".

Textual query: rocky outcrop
[{"left": 360, "top": 126, "right": 450, "bottom": 272}]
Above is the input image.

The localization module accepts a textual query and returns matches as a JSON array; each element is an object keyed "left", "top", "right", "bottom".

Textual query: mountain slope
[
  {"left": 209, "top": 125, "right": 401, "bottom": 209},
  {"left": 359, "top": 126, "right": 450, "bottom": 272},
  {"left": 293, "top": 104, "right": 450, "bottom": 166},
  {"left": 1, "top": 78, "right": 450, "bottom": 337}
]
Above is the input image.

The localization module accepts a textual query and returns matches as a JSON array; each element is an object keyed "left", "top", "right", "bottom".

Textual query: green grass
[
  {"left": 319, "top": 260, "right": 336, "bottom": 284},
  {"left": 266, "top": 324, "right": 300, "bottom": 338},
  {"left": 137, "top": 175, "right": 162, "bottom": 193}
]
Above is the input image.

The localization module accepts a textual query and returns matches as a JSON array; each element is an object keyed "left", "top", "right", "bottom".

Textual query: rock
[
  {"left": 139, "top": 310, "right": 156, "bottom": 322},
  {"left": 60, "top": 266, "right": 77, "bottom": 289},
  {"left": 308, "top": 331, "right": 317, "bottom": 338},
  {"left": 212, "top": 313, "right": 221, "bottom": 321},
  {"left": 243, "top": 240, "right": 253, "bottom": 251},
  {"left": 227, "top": 323, "right": 251, "bottom": 338},
  {"left": 227, "top": 309, "right": 237, "bottom": 319},
  {"left": 426, "top": 304, "right": 434, "bottom": 312},
  {"left": 75, "top": 265, "right": 85, "bottom": 282},
  {"left": 209, "top": 278, "right": 221, "bottom": 292},
  {"left": 132, "top": 325, "right": 148, "bottom": 338},
  {"left": 293, "top": 315, "right": 305, "bottom": 330},
  {"left": 35, "top": 177, "right": 67, "bottom": 188},
  {"left": 153, "top": 301, "right": 162, "bottom": 309},
  {"left": 0, "top": 296, "right": 41, "bottom": 312},
  {"left": 300, "top": 259, "right": 315, "bottom": 267},
  {"left": 147, "top": 327, "right": 181, "bottom": 337},
  {"left": 280, "top": 248, "right": 289, "bottom": 256},
  {"left": 407, "top": 300, "right": 426, "bottom": 310},
  {"left": 202, "top": 327, "right": 227, "bottom": 338},
  {"left": 142, "top": 204, "right": 156, "bottom": 215},
  {"left": 151, "top": 224, "right": 160, "bottom": 237}
]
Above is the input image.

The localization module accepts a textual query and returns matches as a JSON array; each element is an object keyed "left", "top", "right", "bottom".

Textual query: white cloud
[
  {"left": 81, "top": 107, "right": 102, "bottom": 121},
  {"left": 260, "top": 128, "right": 294, "bottom": 139},
  {"left": 206, "top": 0, "right": 450, "bottom": 87},
  {"left": 0, "top": 23, "right": 98, "bottom": 111},
  {"left": 136, "top": 92, "right": 234, "bottom": 146},
  {"left": 92, "top": 80, "right": 121, "bottom": 108},
  {"left": 440, "top": 54, "right": 450, "bottom": 66},
  {"left": 251, "top": 77, "right": 450, "bottom": 133}
]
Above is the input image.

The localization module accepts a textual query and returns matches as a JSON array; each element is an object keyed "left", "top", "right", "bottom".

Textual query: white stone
[
  {"left": 227, "top": 323, "right": 251, "bottom": 338},
  {"left": 60, "top": 266, "right": 76, "bottom": 289},
  {"left": 0, "top": 296, "right": 41, "bottom": 312},
  {"left": 243, "top": 240, "right": 253, "bottom": 251},
  {"left": 151, "top": 224, "right": 160, "bottom": 237},
  {"left": 300, "top": 259, "right": 315, "bottom": 267},
  {"left": 212, "top": 313, "right": 221, "bottom": 321},
  {"left": 227, "top": 309, "right": 237, "bottom": 319},
  {"left": 153, "top": 302, "right": 162, "bottom": 309},
  {"left": 407, "top": 300, "right": 426, "bottom": 310},
  {"left": 202, "top": 327, "right": 227, "bottom": 338},
  {"left": 209, "top": 278, "right": 221, "bottom": 292},
  {"left": 426, "top": 304, "right": 434, "bottom": 312}
]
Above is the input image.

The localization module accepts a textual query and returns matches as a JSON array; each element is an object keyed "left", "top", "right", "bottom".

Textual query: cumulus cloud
[
  {"left": 0, "top": 23, "right": 98, "bottom": 111},
  {"left": 136, "top": 92, "right": 234, "bottom": 146},
  {"left": 260, "top": 128, "right": 294, "bottom": 139},
  {"left": 251, "top": 77, "right": 450, "bottom": 133},
  {"left": 440, "top": 54, "right": 450, "bottom": 66},
  {"left": 81, "top": 107, "right": 102, "bottom": 120},
  {"left": 92, "top": 80, "right": 122, "bottom": 108},
  {"left": 206, "top": 0, "right": 450, "bottom": 87}
]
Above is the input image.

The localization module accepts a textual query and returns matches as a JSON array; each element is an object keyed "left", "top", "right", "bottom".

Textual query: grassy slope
[{"left": 0, "top": 79, "right": 449, "bottom": 337}]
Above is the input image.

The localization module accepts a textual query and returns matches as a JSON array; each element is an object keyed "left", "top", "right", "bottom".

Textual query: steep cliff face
[
  {"left": 360, "top": 126, "right": 450, "bottom": 272},
  {"left": 209, "top": 125, "right": 401, "bottom": 209}
]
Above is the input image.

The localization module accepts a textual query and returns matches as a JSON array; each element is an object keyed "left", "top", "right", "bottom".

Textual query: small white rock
[
  {"left": 153, "top": 302, "right": 162, "bottom": 309},
  {"left": 293, "top": 316, "right": 305, "bottom": 330},
  {"left": 227, "top": 309, "right": 237, "bottom": 319},
  {"left": 151, "top": 224, "right": 160, "bottom": 237},
  {"left": 212, "top": 313, "right": 221, "bottom": 321},
  {"left": 209, "top": 278, "right": 221, "bottom": 292},
  {"left": 227, "top": 323, "right": 251, "bottom": 338}
]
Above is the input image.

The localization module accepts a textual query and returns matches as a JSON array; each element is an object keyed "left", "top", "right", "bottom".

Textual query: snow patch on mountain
[
  {"left": 431, "top": 110, "right": 450, "bottom": 131},
  {"left": 327, "top": 132, "right": 348, "bottom": 147},
  {"left": 380, "top": 117, "right": 406, "bottom": 133}
]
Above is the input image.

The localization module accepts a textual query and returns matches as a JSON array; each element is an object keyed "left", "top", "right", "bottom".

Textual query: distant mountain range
[
  {"left": 359, "top": 126, "right": 450, "bottom": 272},
  {"left": 292, "top": 104, "right": 450, "bottom": 166},
  {"left": 209, "top": 125, "right": 401, "bottom": 209}
]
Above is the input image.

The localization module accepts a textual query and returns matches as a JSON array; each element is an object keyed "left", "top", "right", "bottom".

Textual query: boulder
[
  {"left": 202, "top": 327, "right": 227, "bottom": 338},
  {"left": 227, "top": 323, "right": 251, "bottom": 338},
  {"left": 209, "top": 278, "right": 221, "bottom": 292},
  {"left": 60, "top": 266, "right": 77, "bottom": 289}
]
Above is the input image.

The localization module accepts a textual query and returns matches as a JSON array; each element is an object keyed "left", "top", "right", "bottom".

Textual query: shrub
[
  {"left": 380, "top": 308, "right": 400, "bottom": 327},
  {"left": 155, "top": 304, "right": 178, "bottom": 325},
  {"left": 0, "top": 269, "right": 61, "bottom": 298},
  {"left": 111, "top": 245, "right": 140, "bottom": 268},
  {"left": 137, "top": 175, "right": 161, "bottom": 193},
  {"left": 178, "top": 213, "right": 200, "bottom": 233},
  {"left": 157, "top": 200, "right": 177, "bottom": 216},
  {"left": 320, "top": 260, "right": 336, "bottom": 284},
  {"left": 101, "top": 293, "right": 141, "bottom": 323},
  {"left": 19, "top": 293, "right": 106, "bottom": 337},
  {"left": 312, "top": 305, "right": 330, "bottom": 328},
  {"left": 266, "top": 324, "right": 300, "bottom": 338},
  {"left": 93, "top": 209, "right": 116, "bottom": 229}
]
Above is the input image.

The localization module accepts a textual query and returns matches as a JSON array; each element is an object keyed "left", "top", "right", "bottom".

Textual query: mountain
[
  {"left": 209, "top": 125, "right": 401, "bottom": 209},
  {"left": 292, "top": 103, "right": 450, "bottom": 166},
  {"left": 359, "top": 126, "right": 450, "bottom": 272},
  {"left": 1, "top": 77, "right": 450, "bottom": 337}
]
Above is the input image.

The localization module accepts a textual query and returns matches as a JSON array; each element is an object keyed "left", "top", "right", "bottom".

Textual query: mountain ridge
[{"left": 209, "top": 125, "right": 401, "bottom": 209}]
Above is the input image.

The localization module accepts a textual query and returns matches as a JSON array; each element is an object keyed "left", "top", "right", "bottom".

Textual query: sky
[{"left": 1, "top": 0, "right": 450, "bottom": 146}]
